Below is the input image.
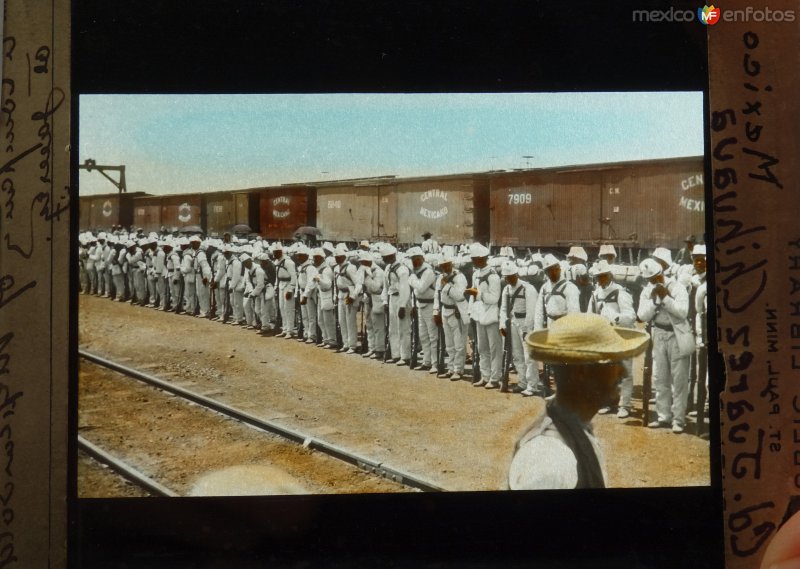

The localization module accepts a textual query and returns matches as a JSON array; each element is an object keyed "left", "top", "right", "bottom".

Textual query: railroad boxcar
[
  {"left": 256, "top": 184, "right": 316, "bottom": 240},
  {"left": 488, "top": 156, "right": 704, "bottom": 250},
  {"left": 315, "top": 175, "right": 490, "bottom": 245},
  {"left": 204, "top": 191, "right": 236, "bottom": 237},
  {"left": 392, "top": 174, "right": 490, "bottom": 245},
  {"left": 132, "top": 195, "right": 162, "bottom": 233},
  {"left": 79, "top": 192, "right": 148, "bottom": 231},
  {"left": 159, "top": 194, "right": 204, "bottom": 232},
  {"left": 314, "top": 178, "right": 396, "bottom": 243}
]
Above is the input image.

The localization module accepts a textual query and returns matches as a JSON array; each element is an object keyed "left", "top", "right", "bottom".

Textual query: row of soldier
[{"left": 79, "top": 230, "right": 708, "bottom": 431}]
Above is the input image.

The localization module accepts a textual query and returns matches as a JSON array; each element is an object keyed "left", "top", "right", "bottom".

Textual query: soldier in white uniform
[
  {"left": 241, "top": 254, "right": 258, "bottom": 328},
  {"left": 86, "top": 236, "right": 99, "bottom": 295},
  {"left": 499, "top": 261, "right": 540, "bottom": 396},
  {"left": 167, "top": 239, "right": 185, "bottom": 311},
  {"left": 155, "top": 240, "right": 170, "bottom": 310},
  {"left": 334, "top": 244, "right": 360, "bottom": 353},
  {"left": 637, "top": 257, "right": 692, "bottom": 433},
  {"left": 98, "top": 233, "right": 114, "bottom": 298},
  {"left": 131, "top": 239, "right": 148, "bottom": 306},
  {"left": 213, "top": 244, "right": 230, "bottom": 320},
  {"left": 355, "top": 250, "right": 386, "bottom": 359},
  {"left": 273, "top": 242, "right": 298, "bottom": 338},
  {"left": 228, "top": 247, "right": 245, "bottom": 325},
  {"left": 534, "top": 254, "right": 581, "bottom": 330},
  {"left": 109, "top": 237, "right": 127, "bottom": 301},
  {"left": 588, "top": 260, "right": 637, "bottom": 418},
  {"left": 196, "top": 241, "right": 213, "bottom": 318},
  {"left": 407, "top": 246, "right": 438, "bottom": 372},
  {"left": 181, "top": 236, "right": 200, "bottom": 315},
  {"left": 421, "top": 231, "right": 440, "bottom": 254},
  {"left": 258, "top": 252, "right": 279, "bottom": 334},
  {"left": 433, "top": 255, "right": 469, "bottom": 380},
  {"left": 295, "top": 245, "right": 318, "bottom": 343},
  {"left": 381, "top": 244, "right": 411, "bottom": 365},
  {"left": 313, "top": 249, "right": 337, "bottom": 347},
  {"left": 465, "top": 243, "right": 503, "bottom": 389}
]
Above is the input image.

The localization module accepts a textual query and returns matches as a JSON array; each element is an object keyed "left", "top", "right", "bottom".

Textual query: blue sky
[{"left": 78, "top": 92, "right": 703, "bottom": 196}]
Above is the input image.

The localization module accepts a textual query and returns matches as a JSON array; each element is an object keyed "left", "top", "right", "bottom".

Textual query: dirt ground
[{"left": 78, "top": 294, "right": 711, "bottom": 495}]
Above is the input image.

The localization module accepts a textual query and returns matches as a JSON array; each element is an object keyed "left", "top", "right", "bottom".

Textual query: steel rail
[
  {"left": 80, "top": 350, "right": 445, "bottom": 492},
  {"left": 78, "top": 435, "right": 180, "bottom": 497}
]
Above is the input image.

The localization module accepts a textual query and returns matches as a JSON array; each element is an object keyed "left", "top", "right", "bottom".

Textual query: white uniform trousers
[
  {"left": 388, "top": 296, "right": 411, "bottom": 361},
  {"left": 147, "top": 273, "right": 158, "bottom": 305},
  {"left": 88, "top": 266, "right": 98, "bottom": 294},
  {"left": 158, "top": 276, "right": 169, "bottom": 309},
  {"left": 278, "top": 287, "right": 296, "bottom": 334},
  {"left": 184, "top": 277, "right": 197, "bottom": 314},
  {"left": 101, "top": 269, "right": 112, "bottom": 297},
  {"left": 443, "top": 312, "right": 467, "bottom": 373},
  {"left": 510, "top": 318, "right": 538, "bottom": 390},
  {"left": 260, "top": 289, "right": 277, "bottom": 330},
  {"left": 617, "top": 358, "right": 634, "bottom": 409},
  {"left": 416, "top": 301, "right": 438, "bottom": 366},
  {"left": 243, "top": 293, "right": 256, "bottom": 326},
  {"left": 301, "top": 295, "right": 319, "bottom": 342},
  {"left": 369, "top": 307, "right": 386, "bottom": 353},
  {"left": 195, "top": 275, "right": 210, "bottom": 317},
  {"left": 476, "top": 321, "right": 503, "bottom": 382},
  {"left": 652, "top": 327, "right": 690, "bottom": 427},
  {"left": 214, "top": 286, "right": 227, "bottom": 318},
  {"left": 112, "top": 273, "right": 126, "bottom": 301},
  {"left": 133, "top": 270, "right": 147, "bottom": 305},
  {"left": 337, "top": 299, "right": 358, "bottom": 349},
  {"left": 80, "top": 265, "right": 89, "bottom": 293},
  {"left": 169, "top": 274, "right": 182, "bottom": 310},
  {"left": 232, "top": 288, "right": 245, "bottom": 323}
]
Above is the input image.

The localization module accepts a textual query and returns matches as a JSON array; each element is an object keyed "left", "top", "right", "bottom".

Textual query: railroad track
[
  {"left": 78, "top": 436, "right": 178, "bottom": 497},
  {"left": 79, "top": 350, "right": 445, "bottom": 493}
]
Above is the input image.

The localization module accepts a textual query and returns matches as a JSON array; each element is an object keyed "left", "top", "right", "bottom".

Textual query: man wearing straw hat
[{"left": 508, "top": 313, "right": 650, "bottom": 489}]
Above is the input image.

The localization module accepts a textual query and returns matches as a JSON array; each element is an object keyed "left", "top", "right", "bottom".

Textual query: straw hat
[{"left": 525, "top": 313, "right": 649, "bottom": 365}]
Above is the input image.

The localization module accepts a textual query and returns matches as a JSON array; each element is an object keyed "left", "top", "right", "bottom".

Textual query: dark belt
[
  {"left": 278, "top": 277, "right": 291, "bottom": 282},
  {"left": 390, "top": 292, "right": 399, "bottom": 296},
  {"left": 514, "top": 312, "right": 527, "bottom": 319},
  {"left": 443, "top": 303, "right": 455, "bottom": 309},
  {"left": 417, "top": 298, "right": 434, "bottom": 304},
  {"left": 653, "top": 322, "right": 673, "bottom": 332}
]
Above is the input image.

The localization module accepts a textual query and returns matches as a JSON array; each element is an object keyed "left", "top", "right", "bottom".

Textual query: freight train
[{"left": 79, "top": 155, "right": 705, "bottom": 252}]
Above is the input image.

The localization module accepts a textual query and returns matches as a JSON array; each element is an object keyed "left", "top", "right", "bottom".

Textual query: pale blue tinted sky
[{"left": 78, "top": 92, "right": 703, "bottom": 196}]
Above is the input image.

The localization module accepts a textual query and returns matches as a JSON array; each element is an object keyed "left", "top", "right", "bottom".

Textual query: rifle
[
  {"left": 642, "top": 321, "right": 654, "bottom": 426},
  {"left": 410, "top": 293, "right": 419, "bottom": 368},
  {"left": 334, "top": 266, "right": 342, "bottom": 349},
  {"left": 436, "top": 287, "right": 446, "bottom": 374},
  {"left": 383, "top": 304, "right": 391, "bottom": 362},
  {"left": 361, "top": 294, "right": 369, "bottom": 354},
  {"left": 295, "top": 294, "right": 303, "bottom": 340},
  {"left": 470, "top": 320, "right": 481, "bottom": 381},
  {"left": 500, "top": 290, "right": 513, "bottom": 393}
]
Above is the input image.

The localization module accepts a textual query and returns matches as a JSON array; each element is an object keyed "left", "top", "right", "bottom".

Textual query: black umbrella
[
  {"left": 178, "top": 225, "right": 204, "bottom": 235},
  {"left": 230, "top": 224, "right": 253, "bottom": 234},
  {"left": 294, "top": 226, "right": 322, "bottom": 237}
]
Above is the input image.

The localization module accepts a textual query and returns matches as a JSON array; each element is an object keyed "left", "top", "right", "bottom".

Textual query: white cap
[
  {"left": 406, "top": 246, "right": 424, "bottom": 257},
  {"left": 239, "top": 253, "right": 251, "bottom": 263},
  {"left": 322, "top": 241, "right": 335, "bottom": 254},
  {"left": 438, "top": 255, "right": 454, "bottom": 266},
  {"left": 639, "top": 258, "right": 663, "bottom": 279},
  {"left": 223, "top": 244, "right": 234, "bottom": 253},
  {"left": 126, "top": 240, "right": 136, "bottom": 248},
  {"left": 334, "top": 243, "right": 349, "bottom": 256},
  {"left": 426, "top": 253, "right": 440, "bottom": 266},
  {"left": 598, "top": 244, "right": 617, "bottom": 258},
  {"left": 381, "top": 244, "right": 398, "bottom": 257},
  {"left": 501, "top": 261, "right": 519, "bottom": 276},
  {"left": 567, "top": 246, "right": 588, "bottom": 262},
  {"left": 358, "top": 250, "right": 373, "bottom": 263},
  {"left": 271, "top": 241, "right": 283, "bottom": 252},
  {"left": 98, "top": 232, "right": 107, "bottom": 240},
  {"left": 692, "top": 244, "right": 707, "bottom": 256},
  {"left": 189, "top": 234, "right": 201, "bottom": 243},
  {"left": 469, "top": 243, "right": 490, "bottom": 258},
  {"left": 295, "top": 245, "right": 310, "bottom": 256},
  {"left": 571, "top": 264, "right": 588, "bottom": 277},
  {"left": 359, "top": 240, "right": 370, "bottom": 248},
  {"left": 257, "top": 252, "right": 270, "bottom": 262},
  {"left": 542, "top": 254, "right": 560, "bottom": 270},
  {"left": 590, "top": 259, "right": 613, "bottom": 276},
  {"left": 312, "top": 248, "right": 325, "bottom": 257},
  {"left": 652, "top": 247, "right": 672, "bottom": 266}
]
